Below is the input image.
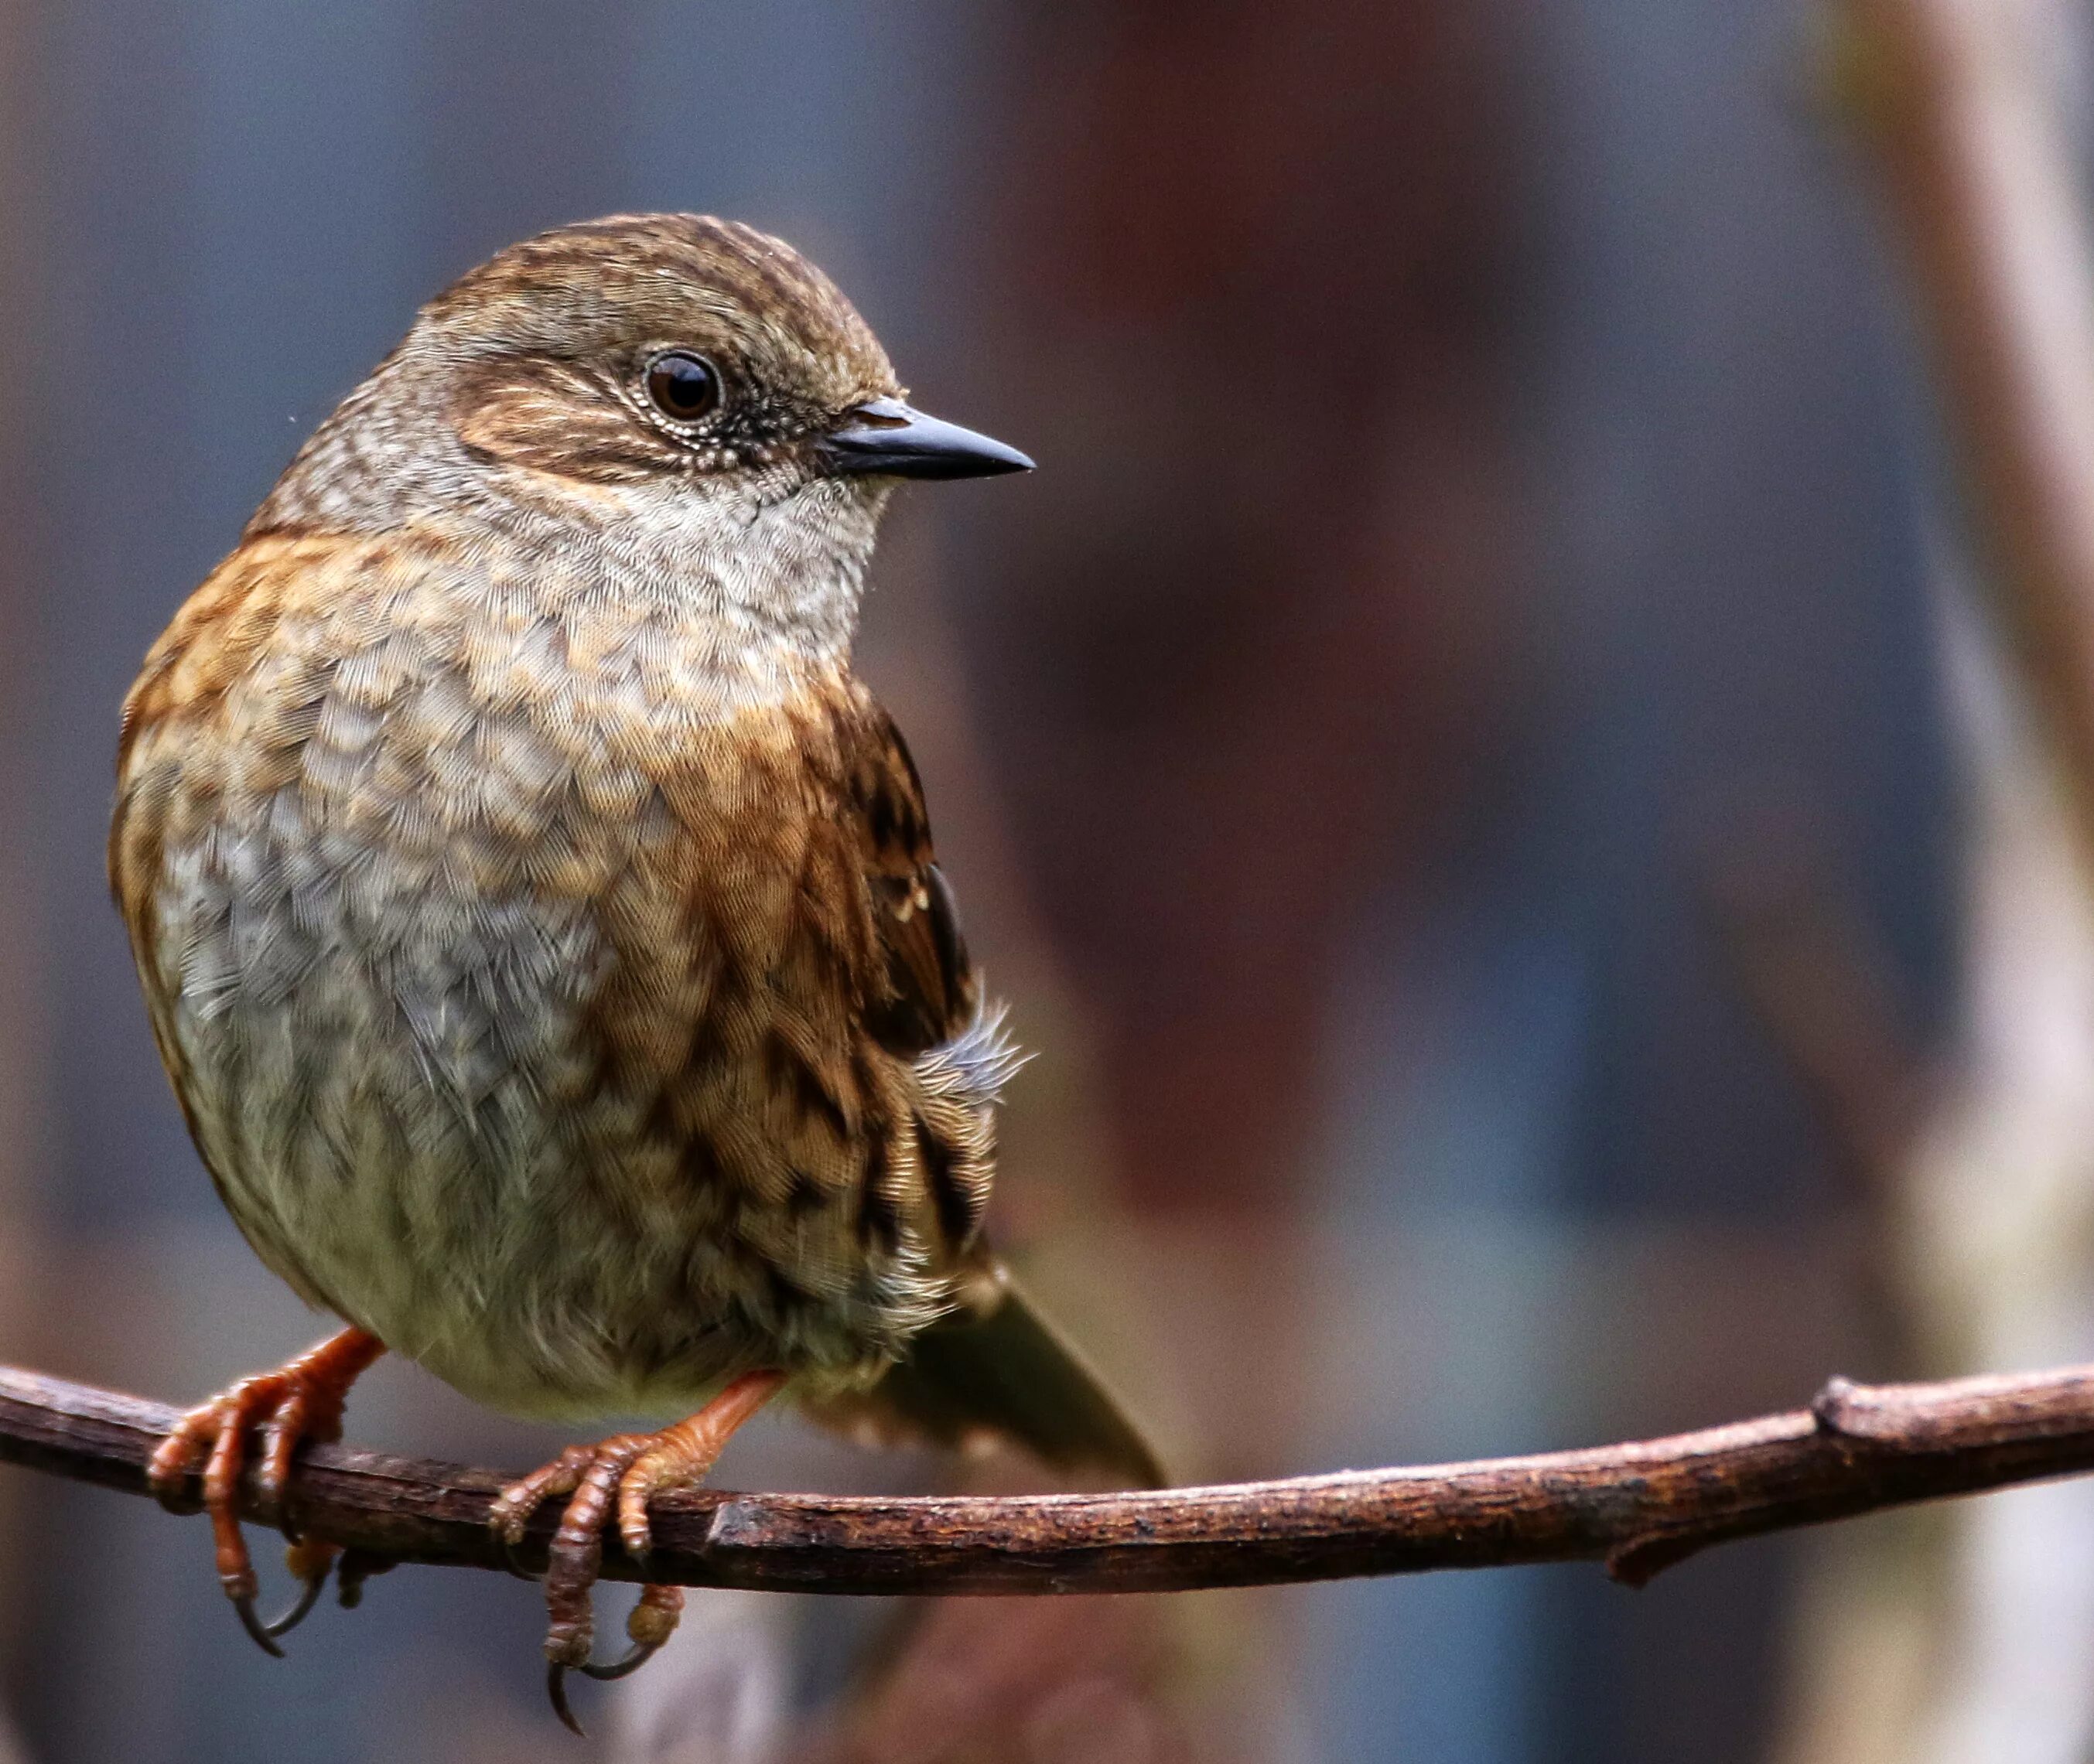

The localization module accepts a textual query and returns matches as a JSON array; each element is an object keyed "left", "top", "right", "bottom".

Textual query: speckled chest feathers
[{"left": 108, "top": 217, "right": 1015, "bottom": 1421}]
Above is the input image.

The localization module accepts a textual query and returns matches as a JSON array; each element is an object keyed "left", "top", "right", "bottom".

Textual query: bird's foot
[
  {"left": 146, "top": 1326, "right": 385, "bottom": 1654},
  {"left": 487, "top": 1368, "right": 785, "bottom": 1735}
]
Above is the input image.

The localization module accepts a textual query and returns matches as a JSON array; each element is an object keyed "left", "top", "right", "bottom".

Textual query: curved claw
[
  {"left": 232, "top": 1591, "right": 289, "bottom": 1659},
  {"left": 547, "top": 1662, "right": 587, "bottom": 1738},
  {"left": 580, "top": 1639, "right": 664, "bottom": 1682},
  {"left": 545, "top": 1638, "right": 664, "bottom": 1738},
  {"left": 263, "top": 1566, "right": 331, "bottom": 1639}
]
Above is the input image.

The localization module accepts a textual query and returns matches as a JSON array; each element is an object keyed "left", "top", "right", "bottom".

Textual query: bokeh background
[{"left": 0, "top": 2, "right": 2085, "bottom": 1760}]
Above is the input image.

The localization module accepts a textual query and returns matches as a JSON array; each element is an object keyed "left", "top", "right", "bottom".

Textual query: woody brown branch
[{"left": 5, "top": 1361, "right": 2094, "bottom": 1595}]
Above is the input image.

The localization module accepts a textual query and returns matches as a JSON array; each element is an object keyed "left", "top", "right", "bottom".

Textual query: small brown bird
[{"left": 110, "top": 213, "right": 1159, "bottom": 1727}]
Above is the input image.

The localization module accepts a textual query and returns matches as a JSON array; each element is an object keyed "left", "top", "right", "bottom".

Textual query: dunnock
[{"left": 111, "top": 213, "right": 1158, "bottom": 1728}]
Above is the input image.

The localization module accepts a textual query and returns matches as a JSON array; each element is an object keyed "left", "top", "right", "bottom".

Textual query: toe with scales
[
  {"left": 145, "top": 1326, "right": 385, "bottom": 1653},
  {"left": 487, "top": 1368, "right": 785, "bottom": 1735}
]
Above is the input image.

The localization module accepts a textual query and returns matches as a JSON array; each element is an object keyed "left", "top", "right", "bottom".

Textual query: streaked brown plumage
[{"left": 110, "top": 213, "right": 1157, "bottom": 1723}]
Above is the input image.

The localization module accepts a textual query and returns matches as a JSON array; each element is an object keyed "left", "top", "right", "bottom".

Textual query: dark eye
[{"left": 644, "top": 350, "right": 721, "bottom": 423}]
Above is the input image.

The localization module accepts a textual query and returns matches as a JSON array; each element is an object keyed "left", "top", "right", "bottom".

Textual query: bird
[{"left": 109, "top": 213, "right": 1161, "bottom": 1730}]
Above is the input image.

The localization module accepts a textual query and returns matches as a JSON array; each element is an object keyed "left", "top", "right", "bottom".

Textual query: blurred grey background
[{"left": 0, "top": 1, "right": 2014, "bottom": 1760}]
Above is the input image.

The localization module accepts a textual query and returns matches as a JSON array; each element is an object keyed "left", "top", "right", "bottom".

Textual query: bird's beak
[{"left": 819, "top": 396, "right": 1033, "bottom": 481}]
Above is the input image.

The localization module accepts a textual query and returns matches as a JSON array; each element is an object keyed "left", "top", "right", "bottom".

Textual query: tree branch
[
  {"left": 7, "top": 1360, "right": 2094, "bottom": 1595},
  {"left": 1837, "top": 0, "right": 2094, "bottom": 857}
]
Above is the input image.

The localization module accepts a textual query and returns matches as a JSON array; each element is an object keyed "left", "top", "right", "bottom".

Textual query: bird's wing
[
  {"left": 821, "top": 692, "right": 1166, "bottom": 1490},
  {"left": 845, "top": 699, "right": 979, "bottom": 1058}
]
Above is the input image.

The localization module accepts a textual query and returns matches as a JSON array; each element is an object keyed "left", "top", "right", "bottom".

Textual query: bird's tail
[{"left": 806, "top": 1260, "right": 1167, "bottom": 1490}]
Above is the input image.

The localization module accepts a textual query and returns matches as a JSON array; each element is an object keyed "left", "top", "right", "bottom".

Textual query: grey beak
[{"left": 820, "top": 396, "right": 1033, "bottom": 480}]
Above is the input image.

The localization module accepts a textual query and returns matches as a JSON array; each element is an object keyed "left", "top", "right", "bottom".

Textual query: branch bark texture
[{"left": 5, "top": 1361, "right": 2094, "bottom": 1595}]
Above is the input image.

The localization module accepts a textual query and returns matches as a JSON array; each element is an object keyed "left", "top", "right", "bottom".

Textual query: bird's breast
[{"left": 111, "top": 530, "right": 931, "bottom": 1417}]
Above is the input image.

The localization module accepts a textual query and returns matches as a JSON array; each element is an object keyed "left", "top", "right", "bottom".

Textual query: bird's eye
[{"left": 643, "top": 350, "right": 721, "bottom": 423}]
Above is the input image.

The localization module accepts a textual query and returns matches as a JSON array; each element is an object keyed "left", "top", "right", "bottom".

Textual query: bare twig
[
  {"left": 6, "top": 1362, "right": 2094, "bottom": 1595},
  {"left": 1838, "top": 0, "right": 2094, "bottom": 855}
]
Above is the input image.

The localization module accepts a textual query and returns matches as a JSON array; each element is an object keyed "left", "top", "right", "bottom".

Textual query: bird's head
[{"left": 252, "top": 213, "right": 1030, "bottom": 651}]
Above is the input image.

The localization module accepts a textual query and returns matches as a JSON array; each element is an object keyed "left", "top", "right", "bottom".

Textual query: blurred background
[{"left": 0, "top": 0, "right": 2087, "bottom": 1759}]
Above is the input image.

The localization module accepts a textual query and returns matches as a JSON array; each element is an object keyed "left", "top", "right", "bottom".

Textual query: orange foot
[
  {"left": 146, "top": 1326, "right": 385, "bottom": 1655},
  {"left": 488, "top": 1368, "right": 787, "bottom": 1735}
]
